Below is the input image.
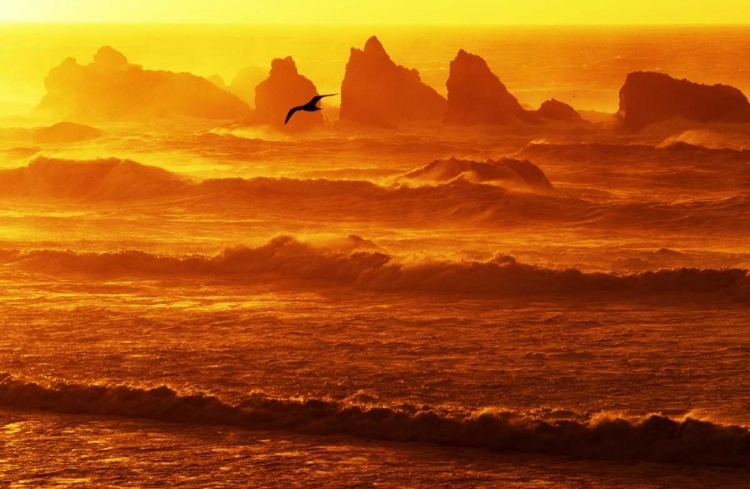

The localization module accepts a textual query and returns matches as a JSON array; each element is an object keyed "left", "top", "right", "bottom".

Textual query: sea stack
[
  {"left": 618, "top": 71, "right": 750, "bottom": 130},
  {"left": 252, "top": 56, "right": 324, "bottom": 131},
  {"left": 444, "top": 49, "right": 532, "bottom": 125},
  {"left": 37, "top": 46, "right": 251, "bottom": 121},
  {"left": 340, "top": 36, "right": 446, "bottom": 127}
]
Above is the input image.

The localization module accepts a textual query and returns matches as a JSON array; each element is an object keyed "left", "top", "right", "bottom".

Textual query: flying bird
[{"left": 285, "top": 94, "right": 337, "bottom": 124}]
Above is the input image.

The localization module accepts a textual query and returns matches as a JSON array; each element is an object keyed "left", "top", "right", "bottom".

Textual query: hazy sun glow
[{"left": 1, "top": 0, "right": 749, "bottom": 25}]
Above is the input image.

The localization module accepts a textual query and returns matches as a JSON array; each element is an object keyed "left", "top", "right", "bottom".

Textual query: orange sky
[{"left": 1, "top": 0, "right": 748, "bottom": 25}]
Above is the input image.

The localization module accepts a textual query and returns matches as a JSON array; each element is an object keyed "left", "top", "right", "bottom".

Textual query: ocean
[{"left": 1, "top": 24, "right": 750, "bottom": 487}]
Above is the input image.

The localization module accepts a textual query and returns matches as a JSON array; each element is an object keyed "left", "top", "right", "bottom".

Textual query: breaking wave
[
  {"left": 658, "top": 129, "right": 750, "bottom": 151},
  {"left": 400, "top": 157, "right": 553, "bottom": 190},
  {"left": 0, "top": 156, "right": 578, "bottom": 227},
  {"left": 0, "top": 156, "right": 190, "bottom": 200},
  {"left": 2, "top": 156, "right": 749, "bottom": 233},
  {"left": 3, "top": 236, "right": 749, "bottom": 299},
  {"left": 1, "top": 373, "right": 748, "bottom": 468}
]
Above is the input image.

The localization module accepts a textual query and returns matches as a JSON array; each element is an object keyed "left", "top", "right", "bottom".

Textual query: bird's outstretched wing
[
  {"left": 285, "top": 106, "right": 303, "bottom": 124},
  {"left": 310, "top": 93, "right": 338, "bottom": 105}
]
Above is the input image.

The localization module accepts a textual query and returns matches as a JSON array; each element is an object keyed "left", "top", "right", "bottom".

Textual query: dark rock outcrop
[
  {"left": 618, "top": 71, "right": 750, "bottom": 130},
  {"left": 340, "top": 36, "right": 446, "bottom": 126},
  {"left": 31, "top": 122, "right": 104, "bottom": 144},
  {"left": 535, "top": 99, "right": 582, "bottom": 122},
  {"left": 37, "top": 46, "right": 251, "bottom": 121},
  {"left": 445, "top": 50, "right": 582, "bottom": 126},
  {"left": 250, "top": 57, "right": 323, "bottom": 131},
  {"left": 445, "top": 50, "right": 532, "bottom": 125}
]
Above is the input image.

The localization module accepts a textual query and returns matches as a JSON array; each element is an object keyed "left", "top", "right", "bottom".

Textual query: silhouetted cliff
[
  {"left": 251, "top": 57, "right": 323, "bottom": 131},
  {"left": 618, "top": 72, "right": 750, "bottom": 130},
  {"left": 445, "top": 50, "right": 532, "bottom": 125},
  {"left": 445, "top": 50, "right": 582, "bottom": 125},
  {"left": 37, "top": 46, "right": 251, "bottom": 121},
  {"left": 340, "top": 36, "right": 446, "bottom": 127}
]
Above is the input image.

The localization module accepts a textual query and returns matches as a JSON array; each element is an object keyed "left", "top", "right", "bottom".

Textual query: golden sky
[{"left": 1, "top": 0, "right": 748, "bottom": 25}]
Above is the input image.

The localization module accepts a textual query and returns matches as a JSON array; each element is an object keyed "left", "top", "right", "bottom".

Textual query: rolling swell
[
  {"left": 1, "top": 373, "right": 748, "bottom": 468},
  {"left": 518, "top": 141, "right": 750, "bottom": 165},
  {"left": 3, "top": 156, "right": 749, "bottom": 233},
  {"left": 400, "top": 157, "right": 553, "bottom": 190},
  {"left": 0, "top": 156, "right": 583, "bottom": 226},
  {"left": 0, "top": 156, "right": 191, "bottom": 200},
  {"left": 3, "top": 236, "right": 749, "bottom": 299}
]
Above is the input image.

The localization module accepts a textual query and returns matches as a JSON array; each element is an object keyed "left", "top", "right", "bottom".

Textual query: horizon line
[{"left": 2, "top": 21, "right": 750, "bottom": 27}]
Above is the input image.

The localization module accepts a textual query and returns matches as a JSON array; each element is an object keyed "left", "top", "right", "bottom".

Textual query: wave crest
[
  {"left": 1, "top": 373, "right": 748, "bottom": 468},
  {"left": 0, "top": 156, "right": 190, "bottom": 200},
  {"left": 401, "top": 157, "right": 552, "bottom": 190},
  {"left": 4, "top": 237, "right": 749, "bottom": 299}
]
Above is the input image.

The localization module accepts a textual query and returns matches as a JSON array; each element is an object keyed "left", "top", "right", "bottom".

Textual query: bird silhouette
[{"left": 285, "top": 94, "right": 337, "bottom": 124}]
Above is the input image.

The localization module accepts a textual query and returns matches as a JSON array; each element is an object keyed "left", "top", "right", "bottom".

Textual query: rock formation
[
  {"left": 340, "top": 36, "right": 446, "bottom": 127},
  {"left": 37, "top": 46, "right": 251, "bottom": 121},
  {"left": 535, "top": 99, "right": 582, "bottom": 122},
  {"left": 618, "top": 71, "right": 750, "bottom": 130},
  {"left": 445, "top": 50, "right": 582, "bottom": 125},
  {"left": 445, "top": 50, "right": 532, "bottom": 125},
  {"left": 251, "top": 56, "right": 324, "bottom": 131}
]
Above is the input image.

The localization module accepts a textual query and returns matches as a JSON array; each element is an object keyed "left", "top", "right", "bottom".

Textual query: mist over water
[{"left": 1, "top": 23, "right": 750, "bottom": 488}]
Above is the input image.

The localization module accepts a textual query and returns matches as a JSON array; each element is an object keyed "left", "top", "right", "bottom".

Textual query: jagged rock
[
  {"left": 536, "top": 99, "right": 582, "bottom": 121},
  {"left": 445, "top": 50, "right": 533, "bottom": 125},
  {"left": 251, "top": 57, "right": 323, "bottom": 131},
  {"left": 37, "top": 46, "right": 251, "bottom": 121},
  {"left": 445, "top": 50, "right": 583, "bottom": 126},
  {"left": 340, "top": 36, "right": 446, "bottom": 126},
  {"left": 32, "top": 122, "right": 104, "bottom": 144},
  {"left": 618, "top": 71, "right": 750, "bottom": 130}
]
